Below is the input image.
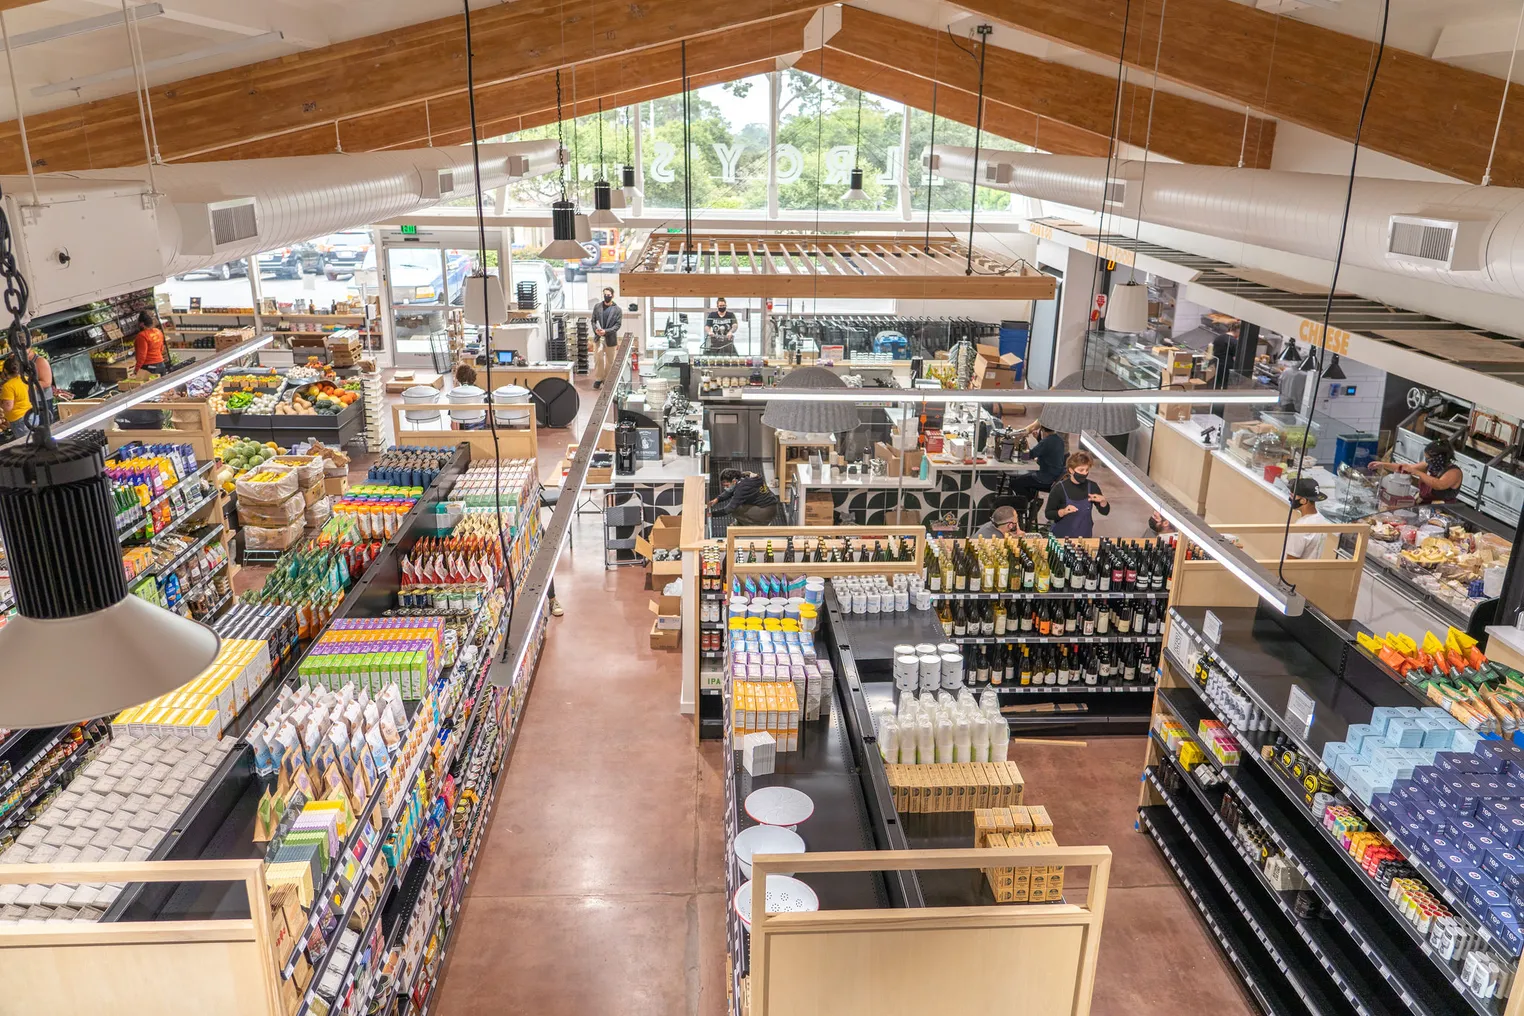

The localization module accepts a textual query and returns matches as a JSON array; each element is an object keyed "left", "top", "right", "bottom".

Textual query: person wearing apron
[
  {"left": 1045, "top": 451, "right": 1110, "bottom": 538},
  {"left": 1371, "top": 436, "right": 1463, "bottom": 505}
]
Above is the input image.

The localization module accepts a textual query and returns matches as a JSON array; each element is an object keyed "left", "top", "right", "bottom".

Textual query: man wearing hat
[{"left": 1284, "top": 478, "right": 1331, "bottom": 559}]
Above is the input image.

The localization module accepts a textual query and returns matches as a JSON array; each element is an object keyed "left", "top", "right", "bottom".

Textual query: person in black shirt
[
  {"left": 709, "top": 468, "right": 779, "bottom": 525},
  {"left": 1045, "top": 450, "right": 1110, "bottom": 538},
  {"left": 591, "top": 287, "right": 623, "bottom": 389},
  {"left": 704, "top": 298, "right": 739, "bottom": 355},
  {"left": 1009, "top": 423, "right": 1067, "bottom": 498}
]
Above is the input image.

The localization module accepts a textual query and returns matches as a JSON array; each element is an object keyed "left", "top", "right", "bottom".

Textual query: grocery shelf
[
  {"left": 0, "top": 720, "right": 108, "bottom": 835},
  {"left": 294, "top": 816, "right": 396, "bottom": 1016},
  {"left": 1161, "top": 649, "right": 1510, "bottom": 1015},
  {"left": 1140, "top": 805, "right": 1314, "bottom": 1016},
  {"left": 942, "top": 634, "right": 1162, "bottom": 645},
  {"left": 996, "top": 682, "right": 1155, "bottom": 694},
  {"left": 137, "top": 460, "right": 216, "bottom": 516},
  {"left": 930, "top": 589, "right": 1170, "bottom": 600},
  {"left": 121, "top": 489, "right": 221, "bottom": 547},
  {"left": 1146, "top": 763, "right": 1401, "bottom": 1016}
]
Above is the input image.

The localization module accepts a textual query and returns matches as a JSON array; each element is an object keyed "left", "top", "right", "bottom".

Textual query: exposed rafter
[
  {"left": 829, "top": 7, "right": 1276, "bottom": 169},
  {"left": 954, "top": 0, "right": 1524, "bottom": 185}
]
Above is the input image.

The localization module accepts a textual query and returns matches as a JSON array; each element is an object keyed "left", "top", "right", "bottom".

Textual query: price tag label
[
  {"left": 1202, "top": 610, "right": 1223, "bottom": 646},
  {"left": 1287, "top": 685, "right": 1316, "bottom": 736}
]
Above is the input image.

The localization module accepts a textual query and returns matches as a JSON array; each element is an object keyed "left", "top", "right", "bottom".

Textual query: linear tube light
[
  {"left": 736, "top": 387, "right": 1279, "bottom": 406},
  {"left": 52, "top": 333, "right": 275, "bottom": 440},
  {"left": 1078, "top": 430, "right": 1305, "bottom": 616}
]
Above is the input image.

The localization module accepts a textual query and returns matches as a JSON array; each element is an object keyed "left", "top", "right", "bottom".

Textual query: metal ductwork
[
  {"left": 932, "top": 146, "right": 1524, "bottom": 301},
  {"left": 0, "top": 141, "right": 562, "bottom": 318}
]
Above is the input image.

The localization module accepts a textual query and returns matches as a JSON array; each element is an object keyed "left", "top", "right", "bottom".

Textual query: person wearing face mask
[
  {"left": 704, "top": 298, "right": 738, "bottom": 355},
  {"left": 1370, "top": 435, "right": 1464, "bottom": 505},
  {"left": 1283, "top": 478, "right": 1332, "bottom": 559},
  {"left": 1044, "top": 451, "right": 1109, "bottom": 538},
  {"left": 591, "top": 287, "right": 623, "bottom": 389}
]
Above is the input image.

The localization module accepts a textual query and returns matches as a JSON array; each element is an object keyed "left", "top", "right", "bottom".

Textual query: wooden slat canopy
[{"left": 619, "top": 234, "right": 1058, "bottom": 300}]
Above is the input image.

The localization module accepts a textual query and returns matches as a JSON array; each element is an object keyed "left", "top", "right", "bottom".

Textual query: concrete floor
[{"left": 422, "top": 382, "right": 1255, "bottom": 1016}]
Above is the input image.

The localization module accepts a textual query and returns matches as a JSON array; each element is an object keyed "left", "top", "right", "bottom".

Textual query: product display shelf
[
  {"left": 1139, "top": 804, "right": 1311, "bottom": 1016},
  {"left": 930, "top": 590, "right": 1171, "bottom": 601},
  {"left": 1166, "top": 609, "right": 1521, "bottom": 965},
  {"left": 0, "top": 726, "right": 69, "bottom": 798},
  {"left": 998, "top": 683, "right": 1155, "bottom": 695},
  {"left": 121, "top": 487, "right": 222, "bottom": 547},
  {"left": 1162, "top": 617, "right": 1517, "bottom": 1015},
  {"left": 945, "top": 634, "right": 1162, "bottom": 645},
  {"left": 136, "top": 460, "right": 216, "bottom": 519},
  {"left": 0, "top": 719, "right": 109, "bottom": 835},
  {"left": 141, "top": 523, "right": 224, "bottom": 580},
  {"left": 1144, "top": 761, "right": 1374, "bottom": 1016},
  {"left": 165, "top": 560, "right": 232, "bottom": 618},
  {"left": 294, "top": 811, "right": 398, "bottom": 1016},
  {"left": 1360, "top": 550, "right": 1475, "bottom": 634}
]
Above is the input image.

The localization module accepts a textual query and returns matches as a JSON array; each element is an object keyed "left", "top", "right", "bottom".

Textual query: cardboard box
[
  {"left": 649, "top": 595, "right": 682, "bottom": 632},
  {"left": 324, "top": 475, "right": 350, "bottom": 497},
  {"left": 635, "top": 515, "right": 684, "bottom": 578},
  {"left": 803, "top": 492, "right": 835, "bottom": 525},
  {"left": 974, "top": 343, "right": 1025, "bottom": 389},
  {"left": 648, "top": 619, "right": 680, "bottom": 651},
  {"left": 215, "top": 326, "right": 256, "bottom": 350},
  {"left": 874, "top": 442, "right": 924, "bottom": 477}
]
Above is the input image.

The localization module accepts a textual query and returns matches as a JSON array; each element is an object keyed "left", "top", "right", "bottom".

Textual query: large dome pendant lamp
[
  {"left": 540, "top": 70, "right": 590, "bottom": 260},
  {"left": 589, "top": 99, "right": 623, "bottom": 227},
  {"left": 842, "top": 91, "right": 868, "bottom": 202},
  {"left": 0, "top": 428, "right": 219, "bottom": 728}
]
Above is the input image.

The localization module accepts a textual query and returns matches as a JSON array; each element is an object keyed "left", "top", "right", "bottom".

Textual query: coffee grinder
[{"left": 615, "top": 418, "right": 639, "bottom": 475}]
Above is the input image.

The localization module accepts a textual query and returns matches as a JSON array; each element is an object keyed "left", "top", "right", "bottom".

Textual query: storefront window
[
  {"left": 907, "top": 104, "right": 1027, "bottom": 214},
  {"left": 777, "top": 73, "right": 905, "bottom": 213},
  {"left": 644, "top": 76, "right": 772, "bottom": 212}
]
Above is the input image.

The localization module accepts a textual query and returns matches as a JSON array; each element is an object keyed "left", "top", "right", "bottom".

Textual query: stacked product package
[
  {"left": 1314, "top": 706, "right": 1518, "bottom": 999},
  {"left": 726, "top": 575, "right": 833, "bottom": 750},
  {"left": 113, "top": 636, "right": 273, "bottom": 738},
  {"left": 297, "top": 617, "right": 449, "bottom": 701},
  {"left": 332, "top": 485, "right": 423, "bottom": 539},
  {"left": 241, "top": 516, "right": 382, "bottom": 640},
  {"left": 974, "top": 805, "right": 1062, "bottom": 903},
  {"left": 873, "top": 686, "right": 1011, "bottom": 767}
]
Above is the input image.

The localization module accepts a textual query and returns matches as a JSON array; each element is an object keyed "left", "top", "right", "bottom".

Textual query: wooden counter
[{"left": 1148, "top": 415, "right": 1215, "bottom": 514}]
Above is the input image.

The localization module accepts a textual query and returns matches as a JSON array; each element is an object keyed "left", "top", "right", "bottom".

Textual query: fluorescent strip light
[
  {"left": 53, "top": 334, "right": 274, "bottom": 440},
  {"left": 737, "top": 388, "right": 1278, "bottom": 406},
  {"left": 9, "top": 5, "right": 163, "bottom": 49},
  {"left": 1078, "top": 430, "right": 1306, "bottom": 616},
  {"left": 34, "top": 31, "right": 284, "bottom": 96}
]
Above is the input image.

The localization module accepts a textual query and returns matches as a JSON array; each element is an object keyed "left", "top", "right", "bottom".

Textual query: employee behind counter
[
  {"left": 1369, "top": 435, "right": 1464, "bottom": 505},
  {"left": 709, "top": 468, "right": 780, "bottom": 526}
]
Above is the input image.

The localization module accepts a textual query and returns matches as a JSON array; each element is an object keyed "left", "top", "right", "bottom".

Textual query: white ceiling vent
[
  {"left": 438, "top": 170, "right": 456, "bottom": 197},
  {"left": 1386, "top": 214, "right": 1489, "bottom": 272},
  {"left": 1103, "top": 178, "right": 1128, "bottom": 207},
  {"left": 175, "top": 197, "right": 259, "bottom": 257},
  {"left": 982, "top": 161, "right": 1012, "bottom": 184}
]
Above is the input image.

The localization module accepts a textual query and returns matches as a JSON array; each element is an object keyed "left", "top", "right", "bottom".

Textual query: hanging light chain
[{"left": 554, "top": 69, "right": 568, "bottom": 201}]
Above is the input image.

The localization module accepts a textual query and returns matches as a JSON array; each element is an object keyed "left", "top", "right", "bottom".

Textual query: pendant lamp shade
[
  {"left": 1105, "top": 281, "right": 1150, "bottom": 333},
  {"left": 463, "top": 273, "right": 508, "bottom": 327},
  {"left": 589, "top": 180, "right": 622, "bottom": 226},
  {"left": 541, "top": 199, "right": 588, "bottom": 260},
  {"left": 1322, "top": 354, "right": 1347, "bottom": 380},
  {"left": 1298, "top": 347, "right": 1321, "bottom": 372},
  {"left": 574, "top": 212, "right": 593, "bottom": 243},
  {"left": 621, "top": 164, "right": 641, "bottom": 201},
  {"left": 1278, "top": 340, "right": 1302, "bottom": 363},
  {"left": 1038, "top": 371, "right": 1141, "bottom": 436},
  {"left": 842, "top": 167, "right": 868, "bottom": 202},
  {"left": 609, "top": 185, "right": 628, "bottom": 210},
  {"left": 0, "top": 431, "right": 220, "bottom": 726},
  {"left": 760, "top": 366, "right": 862, "bottom": 434}
]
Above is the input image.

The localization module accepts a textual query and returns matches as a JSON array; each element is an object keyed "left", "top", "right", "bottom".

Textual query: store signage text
[
  {"left": 1026, "top": 223, "right": 1055, "bottom": 241},
  {"left": 1083, "top": 239, "right": 1136, "bottom": 267},
  {"left": 1297, "top": 319, "right": 1351, "bottom": 355},
  {"left": 642, "top": 141, "right": 914, "bottom": 187}
]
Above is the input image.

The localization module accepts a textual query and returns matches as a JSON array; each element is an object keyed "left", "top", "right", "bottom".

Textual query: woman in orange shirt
[{"left": 134, "top": 310, "right": 170, "bottom": 375}]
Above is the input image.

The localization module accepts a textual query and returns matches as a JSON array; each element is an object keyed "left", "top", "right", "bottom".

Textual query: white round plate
[
  {"left": 744, "top": 786, "right": 814, "bottom": 828},
  {"left": 733, "top": 875, "right": 820, "bottom": 928},
  {"left": 734, "top": 825, "right": 806, "bottom": 879}
]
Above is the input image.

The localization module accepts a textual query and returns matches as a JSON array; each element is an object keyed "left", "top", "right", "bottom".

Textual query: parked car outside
[
  {"left": 257, "top": 243, "right": 323, "bottom": 279},
  {"left": 318, "top": 231, "right": 373, "bottom": 280},
  {"left": 359, "top": 248, "right": 473, "bottom": 305}
]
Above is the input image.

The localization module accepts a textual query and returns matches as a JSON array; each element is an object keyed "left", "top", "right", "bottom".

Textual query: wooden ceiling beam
[
  {"left": 954, "top": 0, "right": 1524, "bottom": 186},
  {"left": 814, "top": 48, "right": 1111, "bottom": 157},
  {"left": 0, "top": 0, "right": 828, "bottom": 172},
  {"left": 831, "top": 6, "right": 1274, "bottom": 168}
]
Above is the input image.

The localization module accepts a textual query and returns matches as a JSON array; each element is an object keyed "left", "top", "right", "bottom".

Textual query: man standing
[
  {"left": 1284, "top": 478, "right": 1332, "bottom": 559},
  {"left": 591, "top": 287, "right": 622, "bottom": 389},
  {"left": 704, "top": 298, "right": 739, "bottom": 355}
]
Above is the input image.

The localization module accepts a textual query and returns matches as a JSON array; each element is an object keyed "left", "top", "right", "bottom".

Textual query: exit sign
[{"left": 399, "top": 224, "right": 418, "bottom": 235}]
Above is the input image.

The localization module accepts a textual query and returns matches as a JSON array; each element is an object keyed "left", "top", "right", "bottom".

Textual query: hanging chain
[
  {"left": 554, "top": 70, "right": 568, "bottom": 201},
  {"left": 0, "top": 190, "right": 42, "bottom": 448},
  {"left": 597, "top": 98, "right": 605, "bottom": 181}
]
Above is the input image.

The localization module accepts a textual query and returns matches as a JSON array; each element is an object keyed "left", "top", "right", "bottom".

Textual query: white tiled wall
[{"left": 1309, "top": 356, "right": 1387, "bottom": 435}]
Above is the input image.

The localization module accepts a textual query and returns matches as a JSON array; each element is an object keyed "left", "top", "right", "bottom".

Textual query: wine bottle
[
  {"left": 1019, "top": 604, "right": 1034, "bottom": 633},
  {"left": 969, "top": 544, "right": 983, "bottom": 593},
  {"left": 954, "top": 543, "right": 968, "bottom": 592},
  {"left": 1116, "top": 601, "right": 1132, "bottom": 634},
  {"left": 938, "top": 602, "right": 953, "bottom": 636},
  {"left": 1020, "top": 646, "right": 1033, "bottom": 686},
  {"left": 952, "top": 601, "right": 967, "bottom": 637},
  {"left": 993, "top": 599, "right": 1007, "bottom": 636},
  {"left": 926, "top": 543, "right": 941, "bottom": 591},
  {"left": 873, "top": 540, "right": 886, "bottom": 563},
  {"left": 980, "top": 601, "right": 994, "bottom": 637},
  {"left": 1096, "top": 601, "right": 1110, "bottom": 635},
  {"left": 1123, "top": 646, "right": 1139, "bottom": 683},
  {"left": 1082, "top": 600, "right": 1096, "bottom": 636},
  {"left": 1022, "top": 549, "right": 1036, "bottom": 591},
  {"left": 997, "top": 545, "right": 1011, "bottom": 592},
  {"left": 981, "top": 549, "right": 995, "bottom": 593}
]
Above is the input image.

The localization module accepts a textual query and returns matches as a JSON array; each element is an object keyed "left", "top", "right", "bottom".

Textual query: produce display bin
[{"left": 268, "top": 399, "right": 364, "bottom": 447}]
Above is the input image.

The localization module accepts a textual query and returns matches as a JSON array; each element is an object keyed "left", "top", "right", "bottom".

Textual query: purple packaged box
[{"left": 1437, "top": 750, "right": 1503, "bottom": 774}]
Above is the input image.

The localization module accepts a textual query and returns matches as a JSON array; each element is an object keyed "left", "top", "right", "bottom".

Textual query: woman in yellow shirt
[{"left": 1, "top": 356, "right": 33, "bottom": 441}]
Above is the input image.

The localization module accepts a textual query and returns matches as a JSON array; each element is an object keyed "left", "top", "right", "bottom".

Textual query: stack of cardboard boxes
[
  {"left": 885, "top": 760, "right": 1025, "bottom": 813},
  {"left": 974, "top": 805, "right": 1064, "bottom": 903}
]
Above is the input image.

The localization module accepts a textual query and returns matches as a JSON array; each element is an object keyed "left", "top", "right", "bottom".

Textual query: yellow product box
[{"left": 1027, "top": 805, "right": 1052, "bottom": 833}]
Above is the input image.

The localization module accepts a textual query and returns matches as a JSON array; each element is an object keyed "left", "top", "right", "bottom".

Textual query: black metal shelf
[
  {"left": 996, "top": 682, "right": 1155, "bottom": 694},
  {"left": 1161, "top": 668, "right": 1508, "bottom": 1016},
  {"left": 121, "top": 489, "right": 221, "bottom": 547},
  {"left": 943, "top": 634, "right": 1162, "bottom": 645},
  {"left": 1140, "top": 805, "right": 1316, "bottom": 1016}
]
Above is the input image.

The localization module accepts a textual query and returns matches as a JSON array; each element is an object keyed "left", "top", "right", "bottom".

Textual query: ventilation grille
[
  {"left": 1103, "top": 179, "right": 1127, "bottom": 206},
  {"left": 982, "top": 162, "right": 1011, "bottom": 184},
  {"left": 210, "top": 202, "right": 259, "bottom": 246},
  {"left": 1389, "top": 221, "right": 1455, "bottom": 263},
  {"left": 438, "top": 170, "right": 456, "bottom": 195}
]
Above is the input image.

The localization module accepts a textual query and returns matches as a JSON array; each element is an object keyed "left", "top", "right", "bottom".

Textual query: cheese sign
[{"left": 1298, "top": 319, "right": 1351, "bottom": 355}]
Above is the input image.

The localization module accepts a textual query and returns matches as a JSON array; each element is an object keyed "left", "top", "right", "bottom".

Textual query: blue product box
[
  {"left": 1414, "top": 767, "right": 1442, "bottom": 792},
  {"left": 1346, "top": 765, "right": 1376, "bottom": 804},
  {"left": 1451, "top": 862, "right": 1488, "bottom": 895},
  {"left": 1418, "top": 717, "right": 1454, "bottom": 750},
  {"left": 1425, "top": 834, "right": 1456, "bottom": 864},
  {"left": 1469, "top": 879, "right": 1512, "bottom": 916},
  {"left": 1482, "top": 847, "right": 1524, "bottom": 880},
  {"left": 1500, "top": 779, "right": 1524, "bottom": 798},
  {"left": 1367, "top": 763, "right": 1400, "bottom": 795},
  {"left": 1420, "top": 804, "right": 1446, "bottom": 831},
  {"left": 1370, "top": 706, "right": 1403, "bottom": 734},
  {"left": 1434, "top": 752, "right": 1476, "bottom": 775},
  {"left": 1473, "top": 831, "right": 1506, "bottom": 856},
  {"left": 1451, "top": 749, "right": 1504, "bottom": 774},
  {"left": 1321, "top": 742, "right": 1354, "bottom": 771},
  {"left": 1488, "top": 909, "right": 1524, "bottom": 954},
  {"left": 1333, "top": 753, "right": 1358, "bottom": 782},
  {"left": 1388, "top": 718, "right": 1426, "bottom": 748},
  {"left": 1396, "top": 706, "right": 1423, "bottom": 720},
  {"left": 1405, "top": 748, "right": 1438, "bottom": 768},
  {"left": 1453, "top": 729, "right": 1482, "bottom": 753},
  {"left": 1345, "top": 723, "right": 1377, "bottom": 754},
  {"left": 1360, "top": 736, "right": 1394, "bottom": 760},
  {"left": 1454, "top": 816, "right": 1487, "bottom": 842}
]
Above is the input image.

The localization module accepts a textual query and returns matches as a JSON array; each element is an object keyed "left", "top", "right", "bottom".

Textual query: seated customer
[
  {"left": 709, "top": 468, "right": 779, "bottom": 525},
  {"left": 1011, "top": 423, "right": 1067, "bottom": 498},
  {"left": 975, "top": 505, "right": 1023, "bottom": 540}
]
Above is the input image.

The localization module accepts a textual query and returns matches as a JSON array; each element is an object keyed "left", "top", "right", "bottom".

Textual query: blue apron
[{"left": 1051, "top": 482, "right": 1093, "bottom": 538}]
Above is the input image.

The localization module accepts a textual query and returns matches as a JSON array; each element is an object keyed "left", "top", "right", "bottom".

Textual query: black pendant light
[
  {"left": 842, "top": 91, "right": 868, "bottom": 202},
  {"left": 1322, "top": 354, "right": 1347, "bottom": 380},
  {"left": 1278, "top": 339, "right": 1302, "bottom": 363},
  {"left": 1298, "top": 346, "right": 1321, "bottom": 372},
  {"left": 621, "top": 106, "right": 641, "bottom": 202},
  {"left": 540, "top": 70, "right": 587, "bottom": 260},
  {"left": 589, "top": 98, "right": 622, "bottom": 226}
]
